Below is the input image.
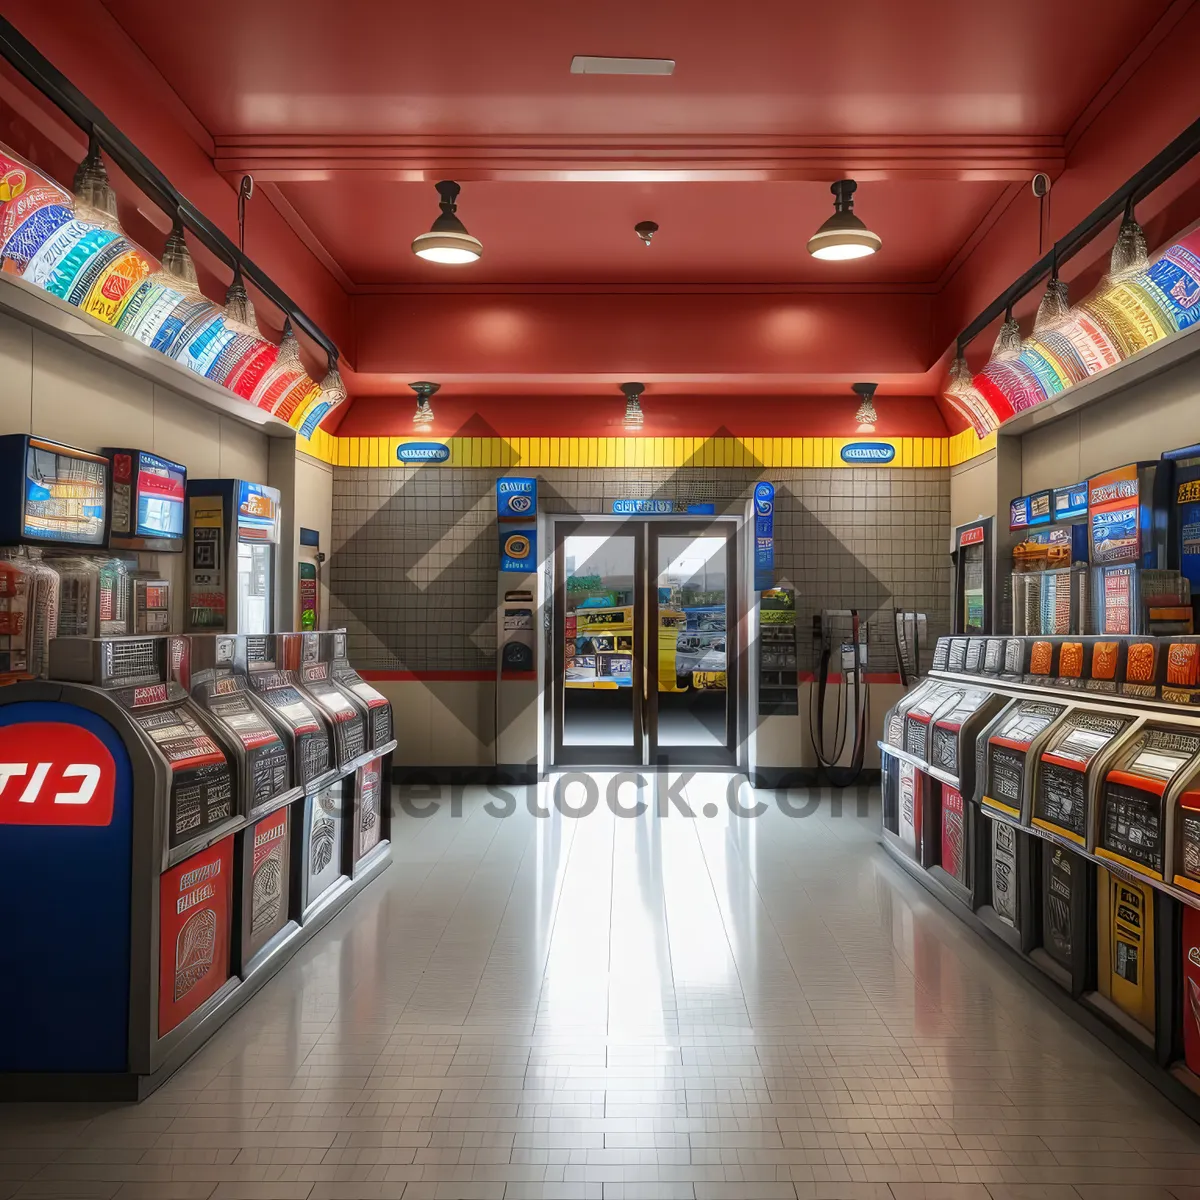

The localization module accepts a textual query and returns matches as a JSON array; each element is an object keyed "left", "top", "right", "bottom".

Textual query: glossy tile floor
[{"left": 6, "top": 775, "right": 1200, "bottom": 1200}]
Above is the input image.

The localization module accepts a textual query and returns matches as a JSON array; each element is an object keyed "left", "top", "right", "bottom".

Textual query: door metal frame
[
  {"left": 545, "top": 513, "right": 743, "bottom": 770},
  {"left": 646, "top": 520, "right": 738, "bottom": 767},
  {"left": 551, "top": 519, "right": 645, "bottom": 766}
]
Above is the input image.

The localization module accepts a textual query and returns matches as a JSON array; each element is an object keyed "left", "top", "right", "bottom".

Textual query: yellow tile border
[{"left": 295, "top": 429, "right": 996, "bottom": 470}]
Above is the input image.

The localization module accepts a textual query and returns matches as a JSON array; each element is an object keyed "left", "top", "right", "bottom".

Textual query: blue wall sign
[
  {"left": 840, "top": 441, "right": 896, "bottom": 464},
  {"left": 1010, "top": 497, "right": 1029, "bottom": 530},
  {"left": 397, "top": 441, "right": 451, "bottom": 464},
  {"left": 500, "top": 527, "right": 536, "bottom": 572},
  {"left": 497, "top": 477, "right": 537, "bottom": 519},
  {"left": 753, "top": 481, "right": 774, "bottom": 591},
  {"left": 611, "top": 499, "right": 673, "bottom": 514},
  {"left": 1027, "top": 490, "right": 1052, "bottom": 526},
  {"left": 1053, "top": 483, "right": 1089, "bottom": 521}
]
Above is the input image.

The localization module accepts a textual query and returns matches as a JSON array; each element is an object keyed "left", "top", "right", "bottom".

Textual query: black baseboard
[
  {"left": 392, "top": 765, "right": 538, "bottom": 787},
  {"left": 751, "top": 767, "right": 881, "bottom": 789}
]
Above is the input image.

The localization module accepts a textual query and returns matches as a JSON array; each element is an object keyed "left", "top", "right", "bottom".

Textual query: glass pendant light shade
[
  {"left": 412, "top": 181, "right": 482, "bottom": 264},
  {"left": 807, "top": 180, "right": 881, "bottom": 261},
  {"left": 851, "top": 382, "right": 878, "bottom": 430},
  {"left": 72, "top": 134, "right": 122, "bottom": 231},
  {"left": 318, "top": 358, "right": 347, "bottom": 407},
  {"left": 153, "top": 217, "right": 202, "bottom": 298},
  {"left": 1110, "top": 205, "right": 1149, "bottom": 278},
  {"left": 992, "top": 314, "right": 1023, "bottom": 359},
  {"left": 620, "top": 382, "right": 645, "bottom": 430},
  {"left": 276, "top": 318, "right": 303, "bottom": 371},
  {"left": 223, "top": 265, "right": 257, "bottom": 334},
  {"left": 409, "top": 380, "right": 440, "bottom": 425},
  {"left": 1034, "top": 276, "right": 1072, "bottom": 334}
]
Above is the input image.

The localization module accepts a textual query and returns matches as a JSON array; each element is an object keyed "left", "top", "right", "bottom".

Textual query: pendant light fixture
[
  {"left": 318, "top": 353, "right": 347, "bottom": 407},
  {"left": 410, "top": 380, "right": 440, "bottom": 425},
  {"left": 72, "top": 131, "right": 122, "bottom": 231},
  {"left": 807, "top": 180, "right": 881, "bottom": 261},
  {"left": 1034, "top": 254, "right": 1072, "bottom": 334},
  {"left": 276, "top": 318, "right": 303, "bottom": 370},
  {"left": 411, "top": 181, "right": 482, "bottom": 264},
  {"left": 620, "top": 381, "right": 645, "bottom": 430},
  {"left": 224, "top": 174, "right": 257, "bottom": 332},
  {"left": 851, "top": 382, "right": 878, "bottom": 432},
  {"left": 992, "top": 306, "right": 1022, "bottom": 359},
  {"left": 1110, "top": 196, "right": 1149, "bottom": 278},
  {"left": 153, "top": 213, "right": 202, "bottom": 298}
]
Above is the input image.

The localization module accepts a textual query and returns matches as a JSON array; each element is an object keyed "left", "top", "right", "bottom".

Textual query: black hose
[{"left": 809, "top": 611, "right": 869, "bottom": 787}]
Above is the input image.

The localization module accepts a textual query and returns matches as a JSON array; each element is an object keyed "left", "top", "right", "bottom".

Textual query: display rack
[
  {"left": 0, "top": 631, "right": 394, "bottom": 1101},
  {"left": 879, "top": 633, "right": 1200, "bottom": 1121}
]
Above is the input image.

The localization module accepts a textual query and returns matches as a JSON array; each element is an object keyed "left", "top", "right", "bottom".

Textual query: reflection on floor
[{"left": 6, "top": 776, "right": 1200, "bottom": 1200}]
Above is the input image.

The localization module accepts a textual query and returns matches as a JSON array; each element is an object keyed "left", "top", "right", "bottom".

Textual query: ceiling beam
[{"left": 214, "top": 133, "right": 1064, "bottom": 183}]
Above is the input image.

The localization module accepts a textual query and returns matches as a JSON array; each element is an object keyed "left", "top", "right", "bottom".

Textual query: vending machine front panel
[
  {"left": 324, "top": 630, "right": 394, "bottom": 750},
  {"left": 898, "top": 759, "right": 922, "bottom": 859},
  {"left": 350, "top": 756, "right": 384, "bottom": 874},
  {"left": 238, "top": 805, "right": 292, "bottom": 970},
  {"left": 1183, "top": 905, "right": 1200, "bottom": 1076},
  {"left": 903, "top": 683, "right": 960, "bottom": 762},
  {"left": 992, "top": 820, "right": 1020, "bottom": 927},
  {"left": 158, "top": 835, "right": 233, "bottom": 1036},
  {"left": 1176, "top": 790, "right": 1200, "bottom": 894},
  {"left": 1098, "top": 867, "right": 1157, "bottom": 1031},
  {"left": 982, "top": 699, "right": 1068, "bottom": 822},
  {"left": 247, "top": 667, "right": 333, "bottom": 789},
  {"left": 940, "top": 783, "right": 966, "bottom": 884},
  {"left": 1033, "top": 710, "right": 1135, "bottom": 845},
  {"left": 1098, "top": 724, "right": 1200, "bottom": 879},
  {"left": 299, "top": 660, "right": 367, "bottom": 766},
  {"left": 929, "top": 687, "right": 1003, "bottom": 792},
  {"left": 1041, "top": 844, "right": 1083, "bottom": 972},
  {"left": 298, "top": 781, "right": 345, "bottom": 917}
]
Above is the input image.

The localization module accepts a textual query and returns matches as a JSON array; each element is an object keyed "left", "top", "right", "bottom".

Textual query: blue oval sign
[
  {"left": 840, "top": 441, "right": 896, "bottom": 464},
  {"left": 397, "top": 441, "right": 451, "bottom": 464}
]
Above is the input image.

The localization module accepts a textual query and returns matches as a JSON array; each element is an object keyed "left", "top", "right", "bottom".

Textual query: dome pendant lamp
[
  {"left": 852, "top": 382, "right": 878, "bottom": 432},
  {"left": 411, "top": 181, "right": 483, "bottom": 265},
  {"left": 807, "top": 179, "right": 881, "bottom": 261}
]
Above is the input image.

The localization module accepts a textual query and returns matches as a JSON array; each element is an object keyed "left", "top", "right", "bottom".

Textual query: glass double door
[{"left": 552, "top": 519, "right": 737, "bottom": 766}]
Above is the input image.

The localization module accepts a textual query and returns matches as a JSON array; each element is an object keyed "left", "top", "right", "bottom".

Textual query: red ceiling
[
  {"left": 2, "top": 0, "right": 1193, "bottom": 422},
  {"left": 99, "top": 0, "right": 1172, "bottom": 139},
  {"left": 277, "top": 179, "right": 1009, "bottom": 286}
]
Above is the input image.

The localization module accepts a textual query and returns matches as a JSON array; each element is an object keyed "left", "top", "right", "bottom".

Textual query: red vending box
[
  {"left": 1184, "top": 905, "right": 1200, "bottom": 1076},
  {"left": 158, "top": 835, "right": 233, "bottom": 1036},
  {"left": 941, "top": 783, "right": 965, "bottom": 883}
]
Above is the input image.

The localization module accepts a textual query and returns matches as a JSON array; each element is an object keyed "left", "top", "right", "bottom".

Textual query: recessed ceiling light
[
  {"left": 411, "top": 181, "right": 482, "bottom": 265},
  {"left": 807, "top": 179, "right": 881, "bottom": 261},
  {"left": 570, "top": 55, "right": 675, "bottom": 76}
]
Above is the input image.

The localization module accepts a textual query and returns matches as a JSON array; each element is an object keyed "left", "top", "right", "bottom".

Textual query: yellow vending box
[{"left": 1096, "top": 865, "right": 1156, "bottom": 1033}]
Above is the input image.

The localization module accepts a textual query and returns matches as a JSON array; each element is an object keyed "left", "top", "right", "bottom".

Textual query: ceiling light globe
[{"left": 411, "top": 232, "right": 483, "bottom": 264}]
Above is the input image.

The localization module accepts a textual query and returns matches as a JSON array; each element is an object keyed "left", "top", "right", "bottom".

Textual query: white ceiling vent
[{"left": 570, "top": 56, "right": 675, "bottom": 76}]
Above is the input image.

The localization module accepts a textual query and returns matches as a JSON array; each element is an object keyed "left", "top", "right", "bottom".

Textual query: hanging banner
[{"left": 753, "top": 481, "right": 774, "bottom": 592}]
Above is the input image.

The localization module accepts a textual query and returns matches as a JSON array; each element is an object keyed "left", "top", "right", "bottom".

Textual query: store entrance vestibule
[{"left": 550, "top": 516, "right": 741, "bottom": 767}]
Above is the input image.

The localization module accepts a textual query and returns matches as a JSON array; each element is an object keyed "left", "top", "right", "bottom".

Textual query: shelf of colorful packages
[
  {"left": 0, "top": 142, "right": 345, "bottom": 439},
  {"left": 945, "top": 222, "right": 1200, "bottom": 439}
]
